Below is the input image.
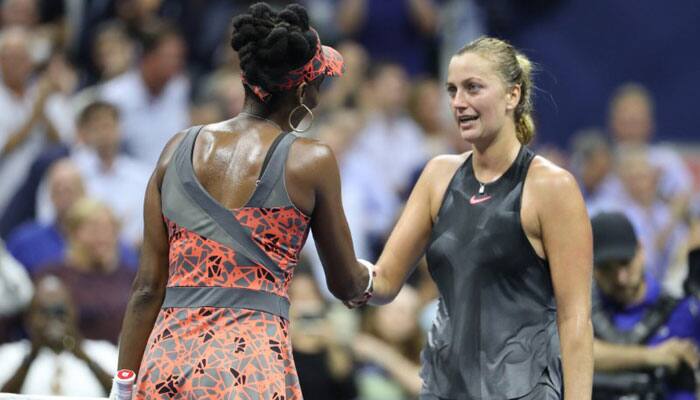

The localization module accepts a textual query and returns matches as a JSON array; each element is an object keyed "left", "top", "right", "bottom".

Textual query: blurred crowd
[{"left": 0, "top": 0, "right": 698, "bottom": 399}]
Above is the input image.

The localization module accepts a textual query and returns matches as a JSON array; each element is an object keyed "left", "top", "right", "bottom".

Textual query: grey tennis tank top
[{"left": 421, "top": 146, "right": 562, "bottom": 399}]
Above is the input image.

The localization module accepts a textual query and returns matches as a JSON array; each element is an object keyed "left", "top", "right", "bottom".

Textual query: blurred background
[{"left": 0, "top": 0, "right": 699, "bottom": 399}]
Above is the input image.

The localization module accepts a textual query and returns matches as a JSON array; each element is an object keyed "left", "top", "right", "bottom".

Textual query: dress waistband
[{"left": 162, "top": 286, "right": 290, "bottom": 320}]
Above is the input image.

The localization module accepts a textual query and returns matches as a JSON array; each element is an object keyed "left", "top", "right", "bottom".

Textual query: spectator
[
  {"left": 98, "top": 20, "right": 189, "bottom": 167},
  {"left": 6, "top": 159, "right": 84, "bottom": 273},
  {"left": 1, "top": 0, "right": 57, "bottom": 65},
  {"left": 590, "top": 212, "right": 700, "bottom": 400},
  {"left": 569, "top": 128, "right": 619, "bottom": 214},
  {"left": 290, "top": 267, "right": 358, "bottom": 400},
  {"left": 408, "top": 78, "right": 456, "bottom": 157},
  {"left": 353, "top": 286, "right": 423, "bottom": 400},
  {"left": 608, "top": 83, "right": 693, "bottom": 202},
  {"left": 69, "top": 101, "right": 150, "bottom": 246},
  {"left": 0, "top": 27, "right": 75, "bottom": 214},
  {"left": 36, "top": 198, "right": 136, "bottom": 344},
  {"left": 6, "top": 158, "right": 139, "bottom": 273},
  {"left": 0, "top": 275, "right": 116, "bottom": 396},
  {"left": 91, "top": 22, "right": 135, "bottom": 83},
  {"left": 614, "top": 146, "right": 689, "bottom": 283}
]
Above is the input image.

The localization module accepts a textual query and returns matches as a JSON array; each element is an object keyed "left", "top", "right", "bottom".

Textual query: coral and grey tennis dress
[
  {"left": 135, "top": 126, "right": 310, "bottom": 399},
  {"left": 421, "top": 147, "right": 562, "bottom": 400}
]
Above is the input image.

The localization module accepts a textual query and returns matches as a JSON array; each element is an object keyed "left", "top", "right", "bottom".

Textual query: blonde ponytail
[{"left": 516, "top": 113, "right": 535, "bottom": 145}]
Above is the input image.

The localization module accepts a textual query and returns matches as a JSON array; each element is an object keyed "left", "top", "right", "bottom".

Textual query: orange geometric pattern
[
  {"left": 234, "top": 207, "right": 311, "bottom": 292},
  {"left": 134, "top": 206, "right": 310, "bottom": 399}
]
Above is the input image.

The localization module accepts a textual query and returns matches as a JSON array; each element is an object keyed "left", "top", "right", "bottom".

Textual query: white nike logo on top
[{"left": 469, "top": 195, "right": 492, "bottom": 205}]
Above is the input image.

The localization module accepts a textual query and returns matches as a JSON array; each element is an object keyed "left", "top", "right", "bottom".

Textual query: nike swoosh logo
[{"left": 469, "top": 195, "right": 492, "bottom": 205}]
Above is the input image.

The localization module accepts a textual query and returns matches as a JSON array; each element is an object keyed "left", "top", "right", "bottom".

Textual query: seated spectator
[
  {"left": 69, "top": 101, "right": 150, "bottom": 246},
  {"left": 0, "top": 275, "right": 116, "bottom": 396},
  {"left": 6, "top": 159, "right": 138, "bottom": 273},
  {"left": 36, "top": 198, "right": 136, "bottom": 344},
  {"left": 614, "top": 146, "right": 689, "bottom": 284},
  {"left": 353, "top": 285, "right": 423, "bottom": 400},
  {"left": 290, "top": 267, "right": 357, "bottom": 400},
  {"left": 590, "top": 212, "right": 700, "bottom": 400}
]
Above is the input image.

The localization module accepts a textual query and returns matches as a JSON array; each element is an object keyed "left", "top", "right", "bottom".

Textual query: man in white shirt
[
  {"left": 0, "top": 275, "right": 117, "bottom": 397},
  {"left": 70, "top": 101, "right": 150, "bottom": 246},
  {"left": 99, "top": 21, "right": 190, "bottom": 168},
  {"left": 0, "top": 27, "right": 75, "bottom": 214}
]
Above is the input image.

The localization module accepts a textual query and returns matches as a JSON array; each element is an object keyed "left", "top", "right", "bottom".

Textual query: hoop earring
[{"left": 288, "top": 103, "right": 314, "bottom": 133}]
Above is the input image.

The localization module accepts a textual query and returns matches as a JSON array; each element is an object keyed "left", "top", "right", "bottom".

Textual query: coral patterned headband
[{"left": 241, "top": 29, "right": 345, "bottom": 102}]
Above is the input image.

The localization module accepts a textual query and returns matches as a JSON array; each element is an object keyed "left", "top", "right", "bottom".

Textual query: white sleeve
[
  {"left": 44, "top": 93, "right": 76, "bottom": 143},
  {"left": 0, "top": 341, "right": 31, "bottom": 388},
  {"left": 82, "top": 340, "right": 119, "bottom": 376},
  {"left": 0, "top": 242, "right": 34, "bottom": 316}
]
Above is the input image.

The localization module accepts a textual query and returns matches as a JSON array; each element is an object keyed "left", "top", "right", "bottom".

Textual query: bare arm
[
  {"left": 533, "top": 163, "right": 593, "bottom": 400},
  {"left": 0, "top": 84, "right": 53, "bottom": 156},
  {"left": 308, "top": 144, "right": 369, "bottom": 301},
  {"left": 117, "top": 132, "right": 186, "bottom": 374},
  {"left": 352, "top": 333, "right": 422, "bottom": 396},
  {"left": 594, "top": 338, "right": 699, "bottom": 372},
  {"left": 370, "top": 156, "right": 458, "bottom": 305}
]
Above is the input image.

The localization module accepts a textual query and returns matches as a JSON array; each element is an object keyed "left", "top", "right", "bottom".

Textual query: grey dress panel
[
  {"left": 420, "top": 147, "right": 562, "bottom": 400},
  {"left": 162, "top": 286, "right": 290, "bottom": 319}
]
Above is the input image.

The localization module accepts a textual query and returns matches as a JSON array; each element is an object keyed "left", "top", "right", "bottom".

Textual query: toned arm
[
  {"left": 528, "top": 158, "right": 594, "bottom": 400},
  {"left": 370, "top": 155, "right": 464, "bottom": 305},
  {"left": 117, "top": 132, "right": 186, "bottom": 374},
  {"left": 295, "top": 141, "right": 369, "bottom": 301}
]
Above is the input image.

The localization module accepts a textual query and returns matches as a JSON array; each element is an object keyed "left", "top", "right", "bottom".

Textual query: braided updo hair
[
  {"left": 458, "top": 37, "right": 536, "bottom": 145},
  {"left": 231, "top": 2, "right": 318, "bottom": 99}
]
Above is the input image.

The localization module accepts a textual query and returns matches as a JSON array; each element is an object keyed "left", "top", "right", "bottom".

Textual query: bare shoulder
[
  {"left": 424, "top": 152, "right": 470, "bottom": 180},
  {"left": 526, "top": 155, "right": 584, "bottom": 211},
  {"left": 287, "top": 136, "right": 338, "bottom": 172},
  {"left": 155, "top": 130, "right": 190, "bottom": 172}
]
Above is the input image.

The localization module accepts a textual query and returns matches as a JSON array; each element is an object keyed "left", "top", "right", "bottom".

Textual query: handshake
[{"left": 343, "top": 259, "right": 376, "bottom": 309}]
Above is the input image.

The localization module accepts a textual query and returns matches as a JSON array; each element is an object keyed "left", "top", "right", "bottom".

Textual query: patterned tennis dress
[{"left": 135, "top": 126, "right": 310, "bottom": 399}]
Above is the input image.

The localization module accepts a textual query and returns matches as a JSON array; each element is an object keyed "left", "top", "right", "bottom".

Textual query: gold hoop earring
[{"left": 288, "top": 103, "right": 314, "bottom": 133}]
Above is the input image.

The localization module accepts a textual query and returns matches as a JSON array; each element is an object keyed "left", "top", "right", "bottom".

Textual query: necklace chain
[{"left": 238, "top": 112, "right": 283, "bottom": 131}]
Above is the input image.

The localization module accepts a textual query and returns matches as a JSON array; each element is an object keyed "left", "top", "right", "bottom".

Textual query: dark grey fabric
[
  {"left": 162, "top": 286, "right": 290, "bottom": 319},
  {"left": 420, "top": 367, "right": 561, "bottom": 400},
  {"left": 246, "top": 132, "right": 299, "bottom": 208},
  {"left": 421, "top": 147, "right": 562, "bottom": 399}
]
